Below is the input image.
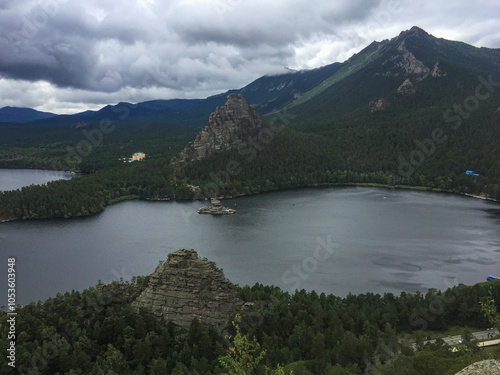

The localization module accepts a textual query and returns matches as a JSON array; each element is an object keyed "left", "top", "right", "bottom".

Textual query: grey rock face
[
  {"left": 370, "top": 98, "right": 390, "bottom": 112},
  {"left": 397, "top": 78, "right": 416, "bottom": 95},
  {"left": 175, "top": 94, "right": 264, "bottom": 163},
  {"left": 431, "top": 61, "right": 447, "bottom": 77},
  {"left": 132, "top": 249, "right": 242, "bottom": 333},
  {"left": 395, "top": 40, "right": 430, "bottom": 78},
  {"left": 454, "top": 359, "right": 500, "bottom": 375}
]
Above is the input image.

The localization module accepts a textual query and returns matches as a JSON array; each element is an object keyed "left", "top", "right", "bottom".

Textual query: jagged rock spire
[{"left": 174, "top": 94, "right": 264, "bottom": 163}]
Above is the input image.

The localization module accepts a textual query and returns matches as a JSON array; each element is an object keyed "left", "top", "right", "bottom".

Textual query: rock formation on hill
[
  {"left": 132, "top": 249, "right": 243, "bottom": 333},
  {"left": 397, "top": 78, "right": 416, "bottom": 95},
  {"left": 370, "top": 98, "right": 390, "bottom": 112},
  {"left": 173, "top": 94, "right": 265, "bottom": 163},
  {"left": 454, "top": 359, "right": 500, "bottom": 375}
]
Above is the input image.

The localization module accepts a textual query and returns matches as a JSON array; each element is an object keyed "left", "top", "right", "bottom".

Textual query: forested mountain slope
[{"left": 0, "top": 27, "right": 499, "bottom": 222}]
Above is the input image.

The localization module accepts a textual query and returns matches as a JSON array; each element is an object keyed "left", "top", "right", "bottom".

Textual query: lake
[
  {"left": 1, "top": 169, "right": 500, "bottom": 305},
  {"left": 0, "top": 168, "right": 74, "bottom": 191}
]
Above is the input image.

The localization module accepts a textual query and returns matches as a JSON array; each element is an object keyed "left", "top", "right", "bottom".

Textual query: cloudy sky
[{"left": 0, "top": 0, "right": 499, "bottom": 114}]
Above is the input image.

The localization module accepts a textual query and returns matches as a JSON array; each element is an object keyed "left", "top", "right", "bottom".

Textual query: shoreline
[
  {"left": 0, "top": 182, "right": 500, "bottom": 224},
  {"left": 1, "top": 181, "right": 497, "bottom": 224}
]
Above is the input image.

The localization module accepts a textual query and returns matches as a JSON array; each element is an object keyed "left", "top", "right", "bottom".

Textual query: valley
[{"left": 1, "top": 24, "right": 500, "bottom": 375}]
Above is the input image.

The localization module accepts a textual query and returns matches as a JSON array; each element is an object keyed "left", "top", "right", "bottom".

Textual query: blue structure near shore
[
  {"left": 487, "top": 275, "right": 497, "bottom": 281},
  {"left": 466, "top": 170, "right": 480, "bottom": 176}
]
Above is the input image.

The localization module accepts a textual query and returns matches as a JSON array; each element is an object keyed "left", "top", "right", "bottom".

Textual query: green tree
[
  {"left": 480, "top": 290, "right": 500, "bottom": 331},
  {"left": 269, "top": 363, "right": 294, "bottom": 375},
  {"left": 219, "top": 314, "right": 266, "bottom": 375}
]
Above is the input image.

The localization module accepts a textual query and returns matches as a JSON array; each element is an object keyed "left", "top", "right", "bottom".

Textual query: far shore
[{"left": 1, "top": 173, "right": 498, "bottom": 224}]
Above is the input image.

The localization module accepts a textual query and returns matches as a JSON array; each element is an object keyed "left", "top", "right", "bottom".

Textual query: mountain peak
[
  {"left": 173, "top": 94, "right": 264, "bottom": 163},
  {"left": 224, "top": 93, "right": 250, "bottom": 110},
  {"left": 399, "top": 26, "right": 430, "bottom": 39}
]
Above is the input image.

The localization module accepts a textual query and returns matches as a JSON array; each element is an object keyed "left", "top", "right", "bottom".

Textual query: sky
[{"left": 0, "top": 0, "right": 499, "bottom": 114}]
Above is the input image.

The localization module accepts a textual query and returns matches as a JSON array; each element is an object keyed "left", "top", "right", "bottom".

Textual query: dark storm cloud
[
  {"left": 0, "top": 0, "right": 384, "bottom": 94},
  {"left": 172, "top": 0, "right": 382, "bottom": 48},
  {"left": 0, "top": 0, "right": 155, "bottom": 91},
  {"left": 0, "top": 0, "right": 498, "bottom": 113}
]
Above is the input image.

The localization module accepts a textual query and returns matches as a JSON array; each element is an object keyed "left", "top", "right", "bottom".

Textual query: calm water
[
  {"left": 0, "top": 168, "right": 74, "bottom": 191},
  {"left": 1, "top": 169, "right": 500, "bottom": 305}
]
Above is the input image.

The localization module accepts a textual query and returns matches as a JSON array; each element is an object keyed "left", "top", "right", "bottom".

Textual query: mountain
[
  {"left": 228, "top": 62, "right": 343, "bottom": 113},
  {"left": 5, "top": 26, "right": 500, "bottom": 130},
  {"left": 19, "top": 98, "right": 206, "bottom": 127},
  {"left": 175, "top": 26, "right": 500, "bottom": 201},
  {"left": 282, "top": 26, "right": 500, "bottom": 124},
  {"left": 1, "top": 26, "right": 499, "bottom": 200},
  {"left": 0, "top": 106, "right": 56, "bottom": 123},
  {"left": 6, "top": 61, "right": 341, "bottom": 129},
  {"left": 174, "top": 94, "right": 266, "bottom": 164}
]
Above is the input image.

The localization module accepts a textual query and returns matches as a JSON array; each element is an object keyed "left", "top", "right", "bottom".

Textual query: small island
[{"left": 198, "top": 199, "right": 235, "bottom": 215}]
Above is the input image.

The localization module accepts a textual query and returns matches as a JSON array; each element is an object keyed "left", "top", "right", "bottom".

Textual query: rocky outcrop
[
  {"left": 454, "top": 360, "right": 500, "bottom": 375},
  {"left": 431, "top": 61, "right": 447, "bottom": 77},
  {"left": 198, "top": 199, "right": 235, "bottom": 215},
  {"left": 174, "top": 94, "right": 265, "bottom": 164},
  {"left": 132, "top": 249, "right": 243, "bottom": 333},
  {"left": 395, "top": 40, "right": 430, "bottom": 78},
  {"left": 397, "top": 78, "right": 416, "bottom": 95},
  {"left": 370, "top": 98, "right": 390, "bottom": 112}
]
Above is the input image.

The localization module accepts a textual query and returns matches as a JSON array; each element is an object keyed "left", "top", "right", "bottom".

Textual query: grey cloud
[
  {"left": 319, "top": 0, "right": 383, "bottom": 23},
  {"left": 0, "top": 0, "right": 156, "bottom": 91},
  {"left": 0, "top": 0, "right": 498, "bottom": 114},
  {"left": 171, "top": 0, "right": 382, "bottom": 48}
]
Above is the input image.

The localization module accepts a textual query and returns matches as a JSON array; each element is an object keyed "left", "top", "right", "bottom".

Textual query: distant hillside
[
  {"left": 282, "top": 26, "right": 500, "bottom": 124},
  {"left": 178, "top": 27, "right": 500, "bottom": 201},
  {"left": 230, "top": 62, "right": 343, "bottom": 113},
  {"left": 0, "top": 106, "right": 56, "bottom": 122},
  {"left": 0, "top": 26, "right": 499, "bottom": 202}
]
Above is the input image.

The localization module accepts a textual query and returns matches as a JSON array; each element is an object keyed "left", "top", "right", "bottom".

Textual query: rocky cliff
[
  {"left": 173, "top": 94, "right": 265, "bottom": 163},
  {"left": 132, "top": 249, "right": 243, "bottom": 333}
]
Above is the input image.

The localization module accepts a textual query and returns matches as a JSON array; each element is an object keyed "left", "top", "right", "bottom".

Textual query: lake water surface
[
  {"left": 0, "top": 168, "right": 74, "bottom": 191},
  {"left": 1, "top": 169, "right": 500, "bottom": 305}
]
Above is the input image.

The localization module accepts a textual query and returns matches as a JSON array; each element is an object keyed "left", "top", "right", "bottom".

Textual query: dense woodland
[
  {"left": 1, "top": 104, "right": 499, "bottom": 222},
  {"left": 1, "top": 39, "right": 500, "bottom": 221},
  {"left": 2, "top": 277, "right": 500, "bottom": 374},
  {"left": 1, "top": 27, "right": 500, "bottom": 373}
]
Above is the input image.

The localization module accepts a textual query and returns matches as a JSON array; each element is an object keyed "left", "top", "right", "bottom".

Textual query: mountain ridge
[
  {"left": 0, "top": 106, "right": 56, "bottom": 123},
  {"left": 3, "top": 26, "right": 499, "bottom": 130}
]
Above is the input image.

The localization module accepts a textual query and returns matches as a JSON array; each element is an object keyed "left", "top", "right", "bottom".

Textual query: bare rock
[
  {"left": 174, "top": 94, "right": 264, "bottom": 164},
  {"left": 431, "top": 61, "right": 447, "bottom": 77},
  {"left": 370, "top": 98, "right": 390, "bottom": 112},
  {"left": 132, "top": 249, "right": 243, "bottom": 333},
  {"left": 397, "top": 78, "right": 416, "bottom": 95},
  {"left": 454, "top": 359, "right": 500, "bottom": 375},
  {"left": 395, "top": 40, "right": 430, "bottom": 78}
]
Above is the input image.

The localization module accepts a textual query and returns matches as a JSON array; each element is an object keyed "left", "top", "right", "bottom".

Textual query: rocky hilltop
[
  {"left": 132, "top": 249, "right": 243, "bottom": 333},
  {"left": 173, "top": 94, "right": 265, "bottom": 163},
  {"left": 454, "top": 360, "right": 500, "bottom": 375}
]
